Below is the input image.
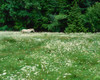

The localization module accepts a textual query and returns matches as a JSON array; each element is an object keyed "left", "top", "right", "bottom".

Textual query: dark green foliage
[
  {"left": 0, "top": 0, "right": 100, "bottom": 32},
  {"left": 45, "top": 14, "right": 67, "bottom": 32},
  {"left": 84, "top": 2, "right": 100, "bottom": 32},
  {"left": 65, "top": 2, "right": 88, "bottom": 33}
]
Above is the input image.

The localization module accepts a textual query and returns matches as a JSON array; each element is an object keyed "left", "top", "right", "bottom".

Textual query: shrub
[
  {"left": 84, "top": 2, "right": 100, "bottom": 32},
  {"left": 0, "top": 25, "right": 8, "bottom": 31},
  {"left": 46, "top": 14, "right": 67, "bottom": 32},
  {"left": 64, "top": 2, "right": 88, "bottom": 33}
]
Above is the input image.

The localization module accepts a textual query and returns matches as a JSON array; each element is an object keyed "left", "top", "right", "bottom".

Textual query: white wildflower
[{"left": 63, "top": 73, "right": 71, "bottom": 78}]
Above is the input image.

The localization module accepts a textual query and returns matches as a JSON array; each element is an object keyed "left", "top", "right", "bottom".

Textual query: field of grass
[{"left": 0, "top": 32, "right": 100, "bottom": 80}]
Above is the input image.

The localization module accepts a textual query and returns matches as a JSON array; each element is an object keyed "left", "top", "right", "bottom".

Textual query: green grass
[{"left": 0, "top": 32, "right": 100, "bottom": 80}]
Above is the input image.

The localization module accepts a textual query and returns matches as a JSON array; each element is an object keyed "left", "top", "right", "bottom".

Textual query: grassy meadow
[{"left": 0, "top": 32, "right": 100, "bottom": 80}]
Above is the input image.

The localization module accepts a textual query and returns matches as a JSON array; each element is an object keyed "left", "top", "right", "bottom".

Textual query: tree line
[{"left": 0, "top": 0, "right": 100, "bottom": 32}]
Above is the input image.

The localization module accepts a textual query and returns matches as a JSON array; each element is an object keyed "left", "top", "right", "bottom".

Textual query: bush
[
  {"left": 84, "top": 2, "right": 100, "bottom": 32},
  {"left": 14, "top": 22, "right": 25, "bottom": 31},
  {"left": 0, "top": 25, "right": 8, "bottom": 31},
  {"left": 64, "top": 3, "right": 88, "bottom": 33},
  {"left": 46, "top": 14, "right": 67, "bottom": 32}
]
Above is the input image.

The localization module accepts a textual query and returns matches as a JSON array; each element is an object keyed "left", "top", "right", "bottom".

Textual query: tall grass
[{"left": 0, "top": 32, "right": 100, "bottom": 80}]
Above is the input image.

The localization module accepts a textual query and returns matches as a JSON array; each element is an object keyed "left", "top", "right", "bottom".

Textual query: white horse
[{"left": 21, "top": 29, "right": 35, "bottom": 33}]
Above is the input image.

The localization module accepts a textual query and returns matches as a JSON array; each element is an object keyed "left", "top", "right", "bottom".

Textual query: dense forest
[{"left": 0, "top": 0, "right": 100, "bottom": 32}]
